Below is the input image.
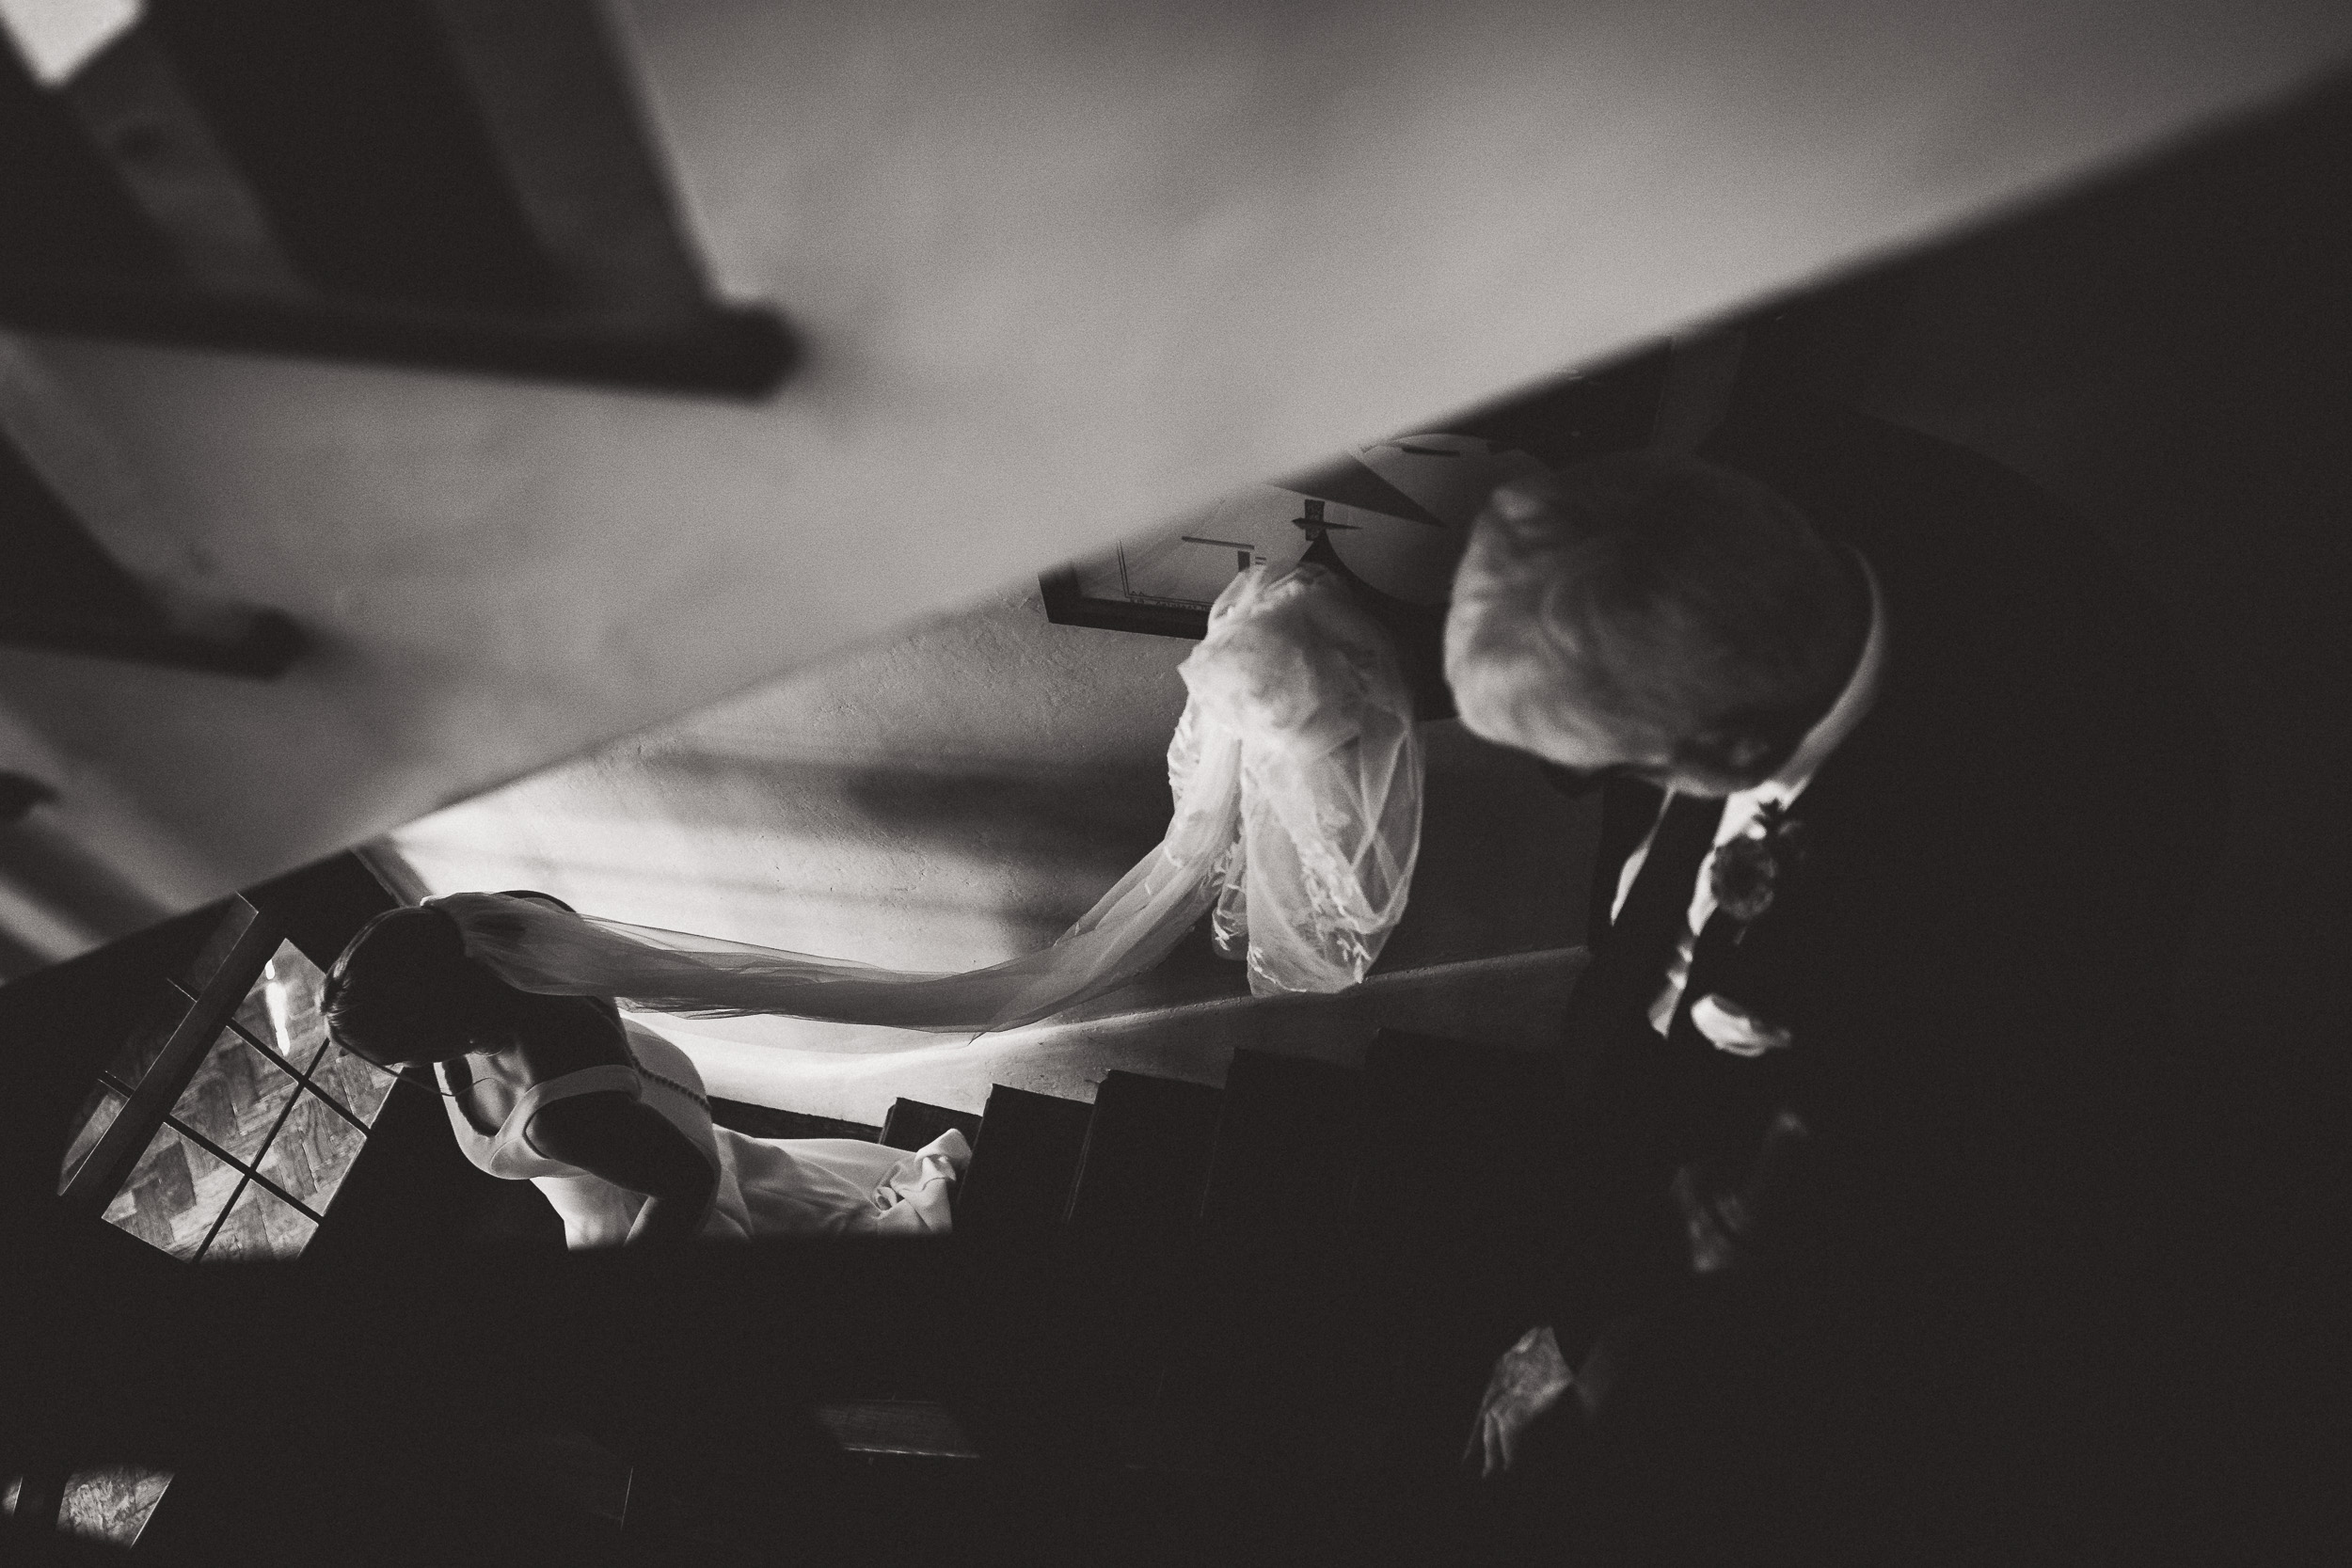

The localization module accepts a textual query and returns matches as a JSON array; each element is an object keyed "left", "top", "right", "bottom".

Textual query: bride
[{"left": 322, "top": 892, "right": 969, "bottom": 1250}]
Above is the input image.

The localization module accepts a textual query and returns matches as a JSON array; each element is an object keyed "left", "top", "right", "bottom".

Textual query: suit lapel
[
  {"left": 1588, "top": 776, "right": 1668, "bottom": 943},
  {"left": 1664, "top": 623, "right": 1921, "bottom": 1054}
]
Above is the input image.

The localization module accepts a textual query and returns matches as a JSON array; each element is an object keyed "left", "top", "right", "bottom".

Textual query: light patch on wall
[
  {"left": 0, "top": 0, "right": 141, "bottom": 86},
  {"left": 387, "top": 586, "right": 1191, "bottom": 971}
]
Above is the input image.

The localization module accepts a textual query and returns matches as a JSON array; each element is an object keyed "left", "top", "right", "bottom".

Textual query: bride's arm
[
  {"left": 526, "top": 1093, "right": 718, "bottom": 1246},
  {"left": 512, "top": 993, "right": 716, "bottom": 1245}
]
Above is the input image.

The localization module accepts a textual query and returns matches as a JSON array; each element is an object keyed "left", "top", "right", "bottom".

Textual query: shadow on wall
[
  {"left": 394, "top": 730, "right": 1596, "bottom": 974},
  {"left": 833, "top": 754, "right": 1172, "bottom": 922},
  {"left": 395, "top": 752, "right": 1173, "bottom": 964},
  {"left": 1388, "top": 725, "right": 1593, "bottom": 969}
]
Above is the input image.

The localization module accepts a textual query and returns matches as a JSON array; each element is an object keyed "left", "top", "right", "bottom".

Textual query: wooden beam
[
  {"left": 0, "top": 603, "right": 301, "bottom": 678},
  {"left": 0, "top": 276, "right": 794, "bottom": 397},
  {"left": 419, "top": 0, "right": 713, "bottom": 320},
  {"left": 3, "top": 389, "right": 305, "bottom": 678},
  {"left": 56, "top": 28, "right": 304, "bottom": 293}
]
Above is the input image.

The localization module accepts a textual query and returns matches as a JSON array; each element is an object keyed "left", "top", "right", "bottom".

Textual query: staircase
[{"left": 622, "top": 1029, "right": 1575, "bottom": 1561}]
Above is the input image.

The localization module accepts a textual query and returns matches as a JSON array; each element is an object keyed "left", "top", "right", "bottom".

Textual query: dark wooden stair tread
[
  {"left": 1200, "top": 1048, "right": 1368, "bottom": 1230},
  {"left": 957, "top": 1084, "right": 1092, "bottom": 1234},
  {"left": 709, "top": 1098, "right": 882, "bottom": 1143},
  {"left": 879, "top": 1097, "right": 983, "bottom": 1152},
  {"left": 812, "top": 1399, "right": 981, "bottom": 1458},
  {"left": 1055, "top": 1071, "right": 1227, "bottom": 1410},
  {"left": 1065, "top": 1070, "right": 1224, "bottom": 1229},
  {"left": 1155, "top": 1051, "right": 1374, "bottom": 1433}
]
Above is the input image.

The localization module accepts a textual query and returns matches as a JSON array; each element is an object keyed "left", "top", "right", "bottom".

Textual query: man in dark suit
[{"left": 1441, "top": 404, "right": 2224, "bottom": 1560}]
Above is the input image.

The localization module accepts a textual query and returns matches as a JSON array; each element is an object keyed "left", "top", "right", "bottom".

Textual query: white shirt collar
[{"left": 1748, "top": 549, "right": 1886, "bottom": 809}]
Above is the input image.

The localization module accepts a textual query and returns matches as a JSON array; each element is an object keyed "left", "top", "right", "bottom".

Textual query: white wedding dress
[{"left": 439, "top": 1019, "right": 970, "bottom": 1250}]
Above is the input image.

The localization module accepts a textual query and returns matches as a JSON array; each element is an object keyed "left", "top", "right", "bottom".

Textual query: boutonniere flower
[{"left": 1708, "top": 801, "right": 1808, "bottom": 933}]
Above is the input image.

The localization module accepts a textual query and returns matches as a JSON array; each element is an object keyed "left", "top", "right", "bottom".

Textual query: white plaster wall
[
  {"left": 387, "top": 572, "right": 1596, "bottom": 1073},
  {"left": 391, "top": 580, "right": 1204, "bottom": 969},
  {"left": 4, "top": 0, "right": 2347, "bottom": 973}
]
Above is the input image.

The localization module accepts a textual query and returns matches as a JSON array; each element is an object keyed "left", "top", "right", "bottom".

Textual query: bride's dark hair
[{"left": 324, "top": 892, "right": 573, "bottom": 1062}]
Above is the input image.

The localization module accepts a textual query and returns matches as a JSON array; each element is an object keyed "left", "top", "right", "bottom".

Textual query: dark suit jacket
[{"left": 1537, "top": 405, "right": 2227, "bottom": 1544}]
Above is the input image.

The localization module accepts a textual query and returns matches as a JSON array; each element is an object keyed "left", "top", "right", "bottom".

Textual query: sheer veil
[{"left": 435, "top": 564, "right": 1422, "bottom": 1052}]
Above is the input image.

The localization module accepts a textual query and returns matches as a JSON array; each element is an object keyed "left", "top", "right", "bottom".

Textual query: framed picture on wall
[{"left": 1039, "top": 480, "right": 1340, "bottom": 639}]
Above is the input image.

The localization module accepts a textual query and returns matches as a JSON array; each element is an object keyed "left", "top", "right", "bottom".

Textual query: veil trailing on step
[{"left": 435, "top": 563, "right": 1422, "bottom": 1048}]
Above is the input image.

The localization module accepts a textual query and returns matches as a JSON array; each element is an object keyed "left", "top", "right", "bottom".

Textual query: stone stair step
[
  {"left": 956, "top": 1084, "right": 1092, "bottom": 1235},
  {"left": 878, "top": 1097, "right": 983, "bottom": 1153}
]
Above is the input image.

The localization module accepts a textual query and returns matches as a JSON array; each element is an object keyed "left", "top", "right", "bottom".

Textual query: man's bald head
[{"left": 1443, "top": 452, "right": 1866, "bottom": 796}]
